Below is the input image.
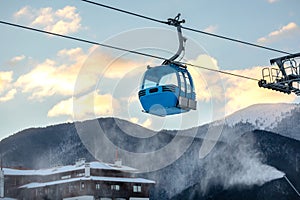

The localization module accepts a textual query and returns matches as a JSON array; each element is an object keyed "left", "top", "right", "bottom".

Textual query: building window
[
  {"left": 96, "top": 183, "right": 100, "bottom": 190},
  {"left": 111, "top": 184, "right": 120, "bottom": 191},
  {"left": 76, "top": 172, "right": 85, "bottom": 177},
  {"left": 69, "top": 184, "right": 76, "bottom": 192},
  {"left": 61, "top": 175, "right": 71, "bottom": 179},
  {"left": 133, "top": 185, "right": 142, "bottom": 193},
  {"left": 80, "top": 182, "right": 85, "bottom": 190},
  {"left": 45, "top": 187, "right": 52, "bottom": 195}
]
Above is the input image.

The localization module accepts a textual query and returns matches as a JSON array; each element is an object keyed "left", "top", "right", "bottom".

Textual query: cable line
[
  {"left": 80, "top": 0, "right": 291, "bottom": 55},
  {"left": 0, "top": 21, "right": 165, "bottom": 61},
  {"left": 81, "top": 0, "right": 167, "bottom": 25},
  {"left": 0, "top": 20, "right": 259, "bottom": 81},
  {"left": 181, "top": 26, "right": 290, "bottom": 55},
  {"left": 186, "top": 63, "right": 259, "bottom": 81}
]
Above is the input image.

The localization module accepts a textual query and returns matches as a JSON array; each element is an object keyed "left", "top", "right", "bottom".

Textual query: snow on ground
[{"left": 224, "top": 103, "right": 298, "bottom": 130}]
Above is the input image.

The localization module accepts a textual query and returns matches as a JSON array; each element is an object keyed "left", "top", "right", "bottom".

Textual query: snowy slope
[
  {"left": 218, "top": 103, "right": 300, "bottom": 141},
  {"left": 224, "top": 103, "right": 298, "bottom": 130}
]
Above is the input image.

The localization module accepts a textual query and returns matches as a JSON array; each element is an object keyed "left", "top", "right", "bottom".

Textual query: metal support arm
[{"left": 163, "top": 14, "right": 186, "bottom": 65}]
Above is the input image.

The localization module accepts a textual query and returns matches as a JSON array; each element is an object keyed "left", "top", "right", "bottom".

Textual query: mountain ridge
[
  {"left": 1, "top": 103, "right": 300, "bottom": 199},
  {"left": 2, "top": 103, "right": 299, "bottom": 143}
]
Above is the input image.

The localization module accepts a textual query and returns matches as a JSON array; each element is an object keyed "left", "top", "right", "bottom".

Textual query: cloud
[
  {"left": 14, "top": 6, "right": 33, "bottom": 19},
  {"left": 129, "top": 117, "right": 139, "bottom": 124},
  {"left": 0, "top": 71, "right": 13, "bottom": 93},
  {"left": 47, "top": 98, "right": 72, "bottom": 117},
  {"left": 14, "top": 47, "right": 146, "bottom": 100},
  {"left": 15, "top": 58, "right": 79, "bottom": 99},
  {"left": 43, "top": 47, "right": 144, "bottom": 119},
  {"left": 11, "top": 55, "right": 26, "bottom": 62},
  {"left": 14, "top": 47, "right": 100, "bottom": 99},
  {"left": 48, "top": 91, "right": 120, "bottom": 119},
  {"left": 31, "top": 7, "right": 54, "bottom": 26},
  {"left": 204, "top": 25, "right": 218, "bottom": 33},
  {"left": 57, "top": 48, "right": 86, "bottom": 61},
  {"left": 142, "top": 118, "right": 152, "bottom": 128},
  {"left": 84, "top": 47, "right": 149, "bottom": 80},
  {"left": 257, "top": 22, "right": 300, "bottom": 44},
  {"left": 103, "top": 59, "right": 146, "bottom": 79},
  {"left": 0, "top": 89, "right": 17, "bottom": 102},
  {"left": 188, "top": 54, "right": 224, "bottom": 102},
  {"left": 14, "top": 5, "right": 81, "bottom": 34},
  {"left": 0, "top": 71, "right": 16, "bottom": 102},
  {"left": 129, "top": 117, "right": 152, "bottom": 129},
  {"left": 222, "top": 66, "right": 296, "bottom": 115},
  {"left": 10, "top": 55, "right": 26, "bottom": 64}
]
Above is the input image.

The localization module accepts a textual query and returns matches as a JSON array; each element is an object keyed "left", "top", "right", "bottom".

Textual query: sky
[{"left": 0, "top": 0, "right": 300, "bottom": 140}]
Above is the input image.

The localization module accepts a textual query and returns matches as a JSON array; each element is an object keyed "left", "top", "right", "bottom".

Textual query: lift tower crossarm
[
  {"left": 258, "top": 52, "right": 300, "bottom": 95},
  {"left": 270, "top": 52, "right": 300, "bottom": 77}
]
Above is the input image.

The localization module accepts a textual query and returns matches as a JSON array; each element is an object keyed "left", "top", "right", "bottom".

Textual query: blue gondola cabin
[{"left": 138, "top": 64, "right": 197, "bottom": 116}]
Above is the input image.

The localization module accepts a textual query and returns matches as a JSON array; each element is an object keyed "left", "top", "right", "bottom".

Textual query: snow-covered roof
[
  {"left": 20, "top": 176, "right": 155, "bottom": 189},
  {"left": 3, "top": 161, "right": 136, "bottom": 176},
  {"left": 63, "top": 196, "right": 94, "bottom": 200}
]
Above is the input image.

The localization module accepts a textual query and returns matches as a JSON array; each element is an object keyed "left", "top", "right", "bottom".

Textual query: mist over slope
[{"left": 171, "top": 130, "right": 300, "bottom": 200}]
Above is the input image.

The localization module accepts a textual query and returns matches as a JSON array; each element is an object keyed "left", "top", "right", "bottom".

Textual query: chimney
[
  {"left": 114, "top": 160, "right": 122, "bottom": 167},
  {"left": 114, "top": 148, "right": 122, "bottom": 167},
  {"left": 75, "top": 158, "right": 85, "bottom": 167},
  {"left": 85, "top": 163, "right": 90, "bottom": 177}
]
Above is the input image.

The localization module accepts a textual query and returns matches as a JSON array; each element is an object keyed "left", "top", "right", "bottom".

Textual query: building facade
[{"left": 1, "top": 159, "right": 155, "bottom": 200}]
